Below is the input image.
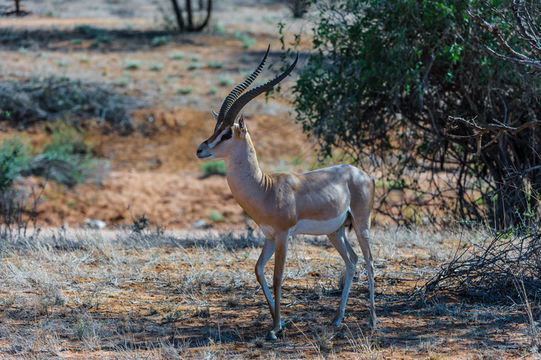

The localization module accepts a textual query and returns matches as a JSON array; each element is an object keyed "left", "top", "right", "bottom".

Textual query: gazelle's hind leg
[
  {"left": 327, "top": 226, "right": 358, "bottom": 327},
  {"left": 351, "top": 208, "right": 377, "bottom": 328}
]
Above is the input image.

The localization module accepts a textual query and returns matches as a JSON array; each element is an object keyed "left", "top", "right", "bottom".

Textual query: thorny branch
[
  {"left": 419, "top": 225, "right": 541, "bottom": 303},
  {"left": 445, "top": 116, "right": 541, "bottom": 155}
]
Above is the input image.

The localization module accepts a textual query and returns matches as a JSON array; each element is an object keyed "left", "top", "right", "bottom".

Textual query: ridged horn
[
  {"left": 222, "top": 53, "right": 298, "bottom": 126},
  {"left": 216, "top": 45, "right": 270, "bottom": 125}
]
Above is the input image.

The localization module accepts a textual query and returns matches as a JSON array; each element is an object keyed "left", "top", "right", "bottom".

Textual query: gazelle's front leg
[
  {"left": 267, "top": 231, "right": 289, "bottom": 340},
  {"left": 255, "top": 238, "right": 276, "bottom": 318}
]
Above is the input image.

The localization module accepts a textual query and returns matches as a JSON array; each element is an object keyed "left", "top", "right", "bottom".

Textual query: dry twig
[{"left": 468, "top": 0, "right": 541, "bottom": 70}]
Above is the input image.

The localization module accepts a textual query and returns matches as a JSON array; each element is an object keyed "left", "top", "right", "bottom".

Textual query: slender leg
[
  {"left": 338, "top": 233, "right": 358, "bottom": 290},
  {"left": 328, "top": 226, "right": 357, "bottom": 327},
  {"left": 266, "top": 232, "right": 289, "bottom": 340},
  {"left": 352, "top": 221, "right": 376, "bottom": 328},
  {"left": 344, "top": 233, "right": 358, "bottom": 265},
  {"left": 255, "top": 238, "right": 276, "bottom": 318}
]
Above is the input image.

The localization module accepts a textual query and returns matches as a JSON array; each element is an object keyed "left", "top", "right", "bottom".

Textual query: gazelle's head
[{"left": 196, "top": 46, "right": 298, "bottom": 161}]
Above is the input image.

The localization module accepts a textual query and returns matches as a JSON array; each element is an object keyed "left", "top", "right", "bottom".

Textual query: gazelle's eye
[{"left": 222, "top": 128, "right": 233, "bottom": 141}]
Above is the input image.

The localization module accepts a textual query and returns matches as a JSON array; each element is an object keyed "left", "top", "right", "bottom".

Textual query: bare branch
[
  {"left": 445, "top": 116, "right": 541, "bottom": 156},
  {"left": 468, "top": 2, "right": 541, "bottom": 70},
  {"left": 510, "top": 0, "right": 541, "bottom": 53},
  {"left": 483, "top": 45, "right": 541, "bottom": 68},
  {"left": 448, "top": 116, "right": 541, "bottom": 136}
]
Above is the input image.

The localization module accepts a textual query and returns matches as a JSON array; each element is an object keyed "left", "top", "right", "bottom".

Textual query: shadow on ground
[{"left": 0, "top": 26, "right": 192, "bottom": 52}]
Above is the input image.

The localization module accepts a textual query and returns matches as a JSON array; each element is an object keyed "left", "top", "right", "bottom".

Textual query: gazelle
[{"left": 196, "top": 46, "right": 376, "bottom": 340}]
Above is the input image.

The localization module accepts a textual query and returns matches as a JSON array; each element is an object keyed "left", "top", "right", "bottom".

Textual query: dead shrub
[
  {"left": 421, "top": 226, "right": 541, "bottom": 303},
  {"left": 0, "top": 77, "right": 137, "bottom": 133},
  {"left": 0, "top": 187, "right": 40, "bottom": 241}
]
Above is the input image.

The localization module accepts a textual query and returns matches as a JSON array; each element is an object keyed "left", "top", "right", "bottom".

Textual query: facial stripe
[{"left": 208, "top": 127, "right": 231, "bottom": 148}]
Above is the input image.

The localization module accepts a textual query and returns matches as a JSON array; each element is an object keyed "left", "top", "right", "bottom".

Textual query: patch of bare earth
[{"left": 1, "top": 1, "right": 316, "bottom": 229}]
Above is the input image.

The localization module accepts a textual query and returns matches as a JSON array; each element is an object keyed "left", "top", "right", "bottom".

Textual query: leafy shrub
[
  {"left": 207, "top": 61, "right": 224, "bottom": 69},
  {"left": 177, "top": 86, "right": 194, "bottom": 95},
  {"left": 0, "top": 138, "right": 30, "bottom": 191},
  {"left": 169, "top": 52, "right": 186, "bottom": 60},
  {"left": 213, "top": 23, "right": 227, "bottom": 35},
  {"left": 208, "top": 86, "right": 219, "bottom": 95},
  {"left": 149, "top": 63, "right": 164, "bottom": 71},
  {"left": 90, "top": 34, "right": 112, "bottom": 48},
  {"left": 187, "top": 61, "right": 201, "bottom": 70},
  {"left": 124, "top": 60, "right": 141, "bottom": 70},
  {"left": 208, "top": 209, "right": 224, "bottom": 223},
  {"left": 286, "top": 0, "right": 541, "bottom": 228},
  {"left": 217, "top": 73, "right": 234, "bottom": 87},
  {"left": 151, "top": 35, "right": 170, "bottom": 47},
  {"left": 200, "top": 160, "right": 226, "bottom": 177},
  {"left": 233, "top": 31, "right": 255, "bottom": 49},
  {"left": 1, "top": 125, "right": 101, "bottom": 188},
  {"left": 31, "top": 124, "right": 98, "bottom": 187}
]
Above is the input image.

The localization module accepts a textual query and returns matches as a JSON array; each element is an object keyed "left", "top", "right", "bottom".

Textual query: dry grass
[{"left": 0, "top": 227, "right": 537, "bottom": 358}]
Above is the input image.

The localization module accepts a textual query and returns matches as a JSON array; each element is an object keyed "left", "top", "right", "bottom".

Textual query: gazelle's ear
[
  {"left": 232, "top": 115, "right": 247, "bottom": 137},
  {"left": 211, "top": 110, "right": 219, "bottom": 122},
  {"left": 238, "top": 114, "right": 247, "bottom": 132}
]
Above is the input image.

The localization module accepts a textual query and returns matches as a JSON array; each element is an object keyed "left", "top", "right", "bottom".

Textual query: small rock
[
  {"left": 84, "top": 218, "right": 106, "bottom": 229},
  {"left": 192, "top": 218, "right": 207, "bottom": 229}
]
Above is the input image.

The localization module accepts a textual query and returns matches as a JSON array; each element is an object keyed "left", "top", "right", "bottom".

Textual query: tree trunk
[{"left": 170, "top": 0, "right": 184, "bottom": 32}]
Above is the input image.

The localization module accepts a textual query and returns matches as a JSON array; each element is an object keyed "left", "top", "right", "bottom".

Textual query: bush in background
[
  {"left": 0, "top": 137, "right": 31, "bottom": 192},
  {"left": 0, "top": 77, "right": 136, "bottom": 134},
  {"left": 200, "top": 160, "right": 226, "bottom": 177},
  {"left": 0, "top": 124, "right": 103, "bottom": 189},
  {"left": 286, "top": 0, "right": 540, "bottom": 229}
]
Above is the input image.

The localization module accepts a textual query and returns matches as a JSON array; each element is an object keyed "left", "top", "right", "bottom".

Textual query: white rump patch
[{"left": 290, "top": 209, "right": 349, "bottom": 236}]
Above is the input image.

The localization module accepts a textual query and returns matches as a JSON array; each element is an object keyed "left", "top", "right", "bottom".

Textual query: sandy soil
[{"left": 0, "top": 228, "right": 535, "bottom": 359}]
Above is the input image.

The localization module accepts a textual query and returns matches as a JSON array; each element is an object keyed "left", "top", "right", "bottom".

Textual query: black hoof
[{"left": 266, "top": 330, "right": 278, "bottom": 341}]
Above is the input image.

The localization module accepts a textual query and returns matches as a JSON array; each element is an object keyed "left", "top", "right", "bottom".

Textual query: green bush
[
  {"left": 233, "top": 31, "right": 255, "bottom": 49},
  {"left": 208, "top": 209, "right": 224, "bottom": 223},
  {"left": 207, "top": 61, "right": 224, "bottom": 69},
  {"left": 0, "top": 138, "right": 30, "bottom": 191},
  {"left": 0, "top": 125, "right": 101, "bottom": 189},
  {"left": 124, "top": 60, "right": 141, "bottom": 70},
  {"left": 177, "top": 86, "right": 194, "bottom": 95},
  {"left": 34, "top": 125, "right": 98, "bottom": 187},
  {"left": 200, "top": 160, "right": 226, "bottom": 177},
  {"left": 149, "top": 63, "right": 164, "bottom": 71},
  {"left": 151, "top": 35, "right": 170, "bottom": 47},
  {"left": 217, "top": 73, "right": 234, "bottom": 87},
  {"left": 286, "top": 0, "right": 541, "bottom": 228}
]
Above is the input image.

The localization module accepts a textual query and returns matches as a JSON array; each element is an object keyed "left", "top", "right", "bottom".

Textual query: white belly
[{"left": 290, "top": 209, "right": 349, "bottom": 236}]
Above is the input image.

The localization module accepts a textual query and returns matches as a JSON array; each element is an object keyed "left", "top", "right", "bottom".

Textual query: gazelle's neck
[{"left": 224, "top": 134, "right": 269, "bottom": 210}]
